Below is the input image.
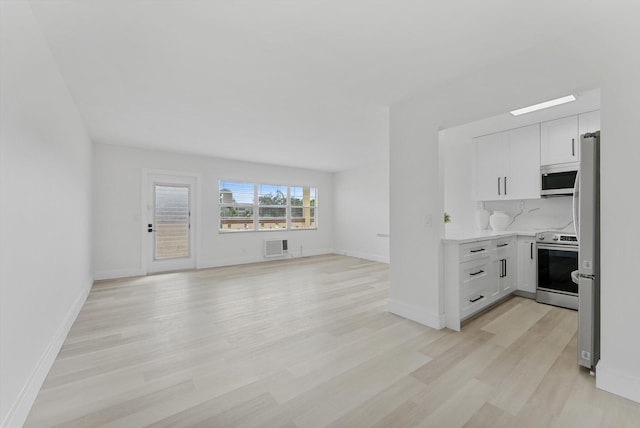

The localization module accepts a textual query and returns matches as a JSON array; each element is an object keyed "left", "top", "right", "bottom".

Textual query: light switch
[{"left": 424, "top": 214, "right": 432, "bottom": 227}]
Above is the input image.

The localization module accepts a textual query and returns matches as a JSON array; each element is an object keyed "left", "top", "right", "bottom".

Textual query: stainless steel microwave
[{"left": 541, "top": 164, "right": 578, "bottom": 196}]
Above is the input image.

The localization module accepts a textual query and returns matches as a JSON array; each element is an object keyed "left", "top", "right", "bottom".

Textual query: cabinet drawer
[
  {"left": 460, "top": 259, "right": 491, "bottom": 290},
  {"left": 495, "top": 237, "right": 515, "bottom": 252},
  {"left": 461, "top": 284, "right": 491, "bottom": 318},
  {"left": 459, "top": 242, "right": 491, "bottom": 262}
]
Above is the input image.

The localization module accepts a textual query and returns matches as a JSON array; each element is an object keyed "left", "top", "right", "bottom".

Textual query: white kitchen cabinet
[
  {"left": 503, "top": 125, "right": 542, "bottom": 200},
  {"left": 496, "top": 237, "right": 516, "bottom": 294},
  {"left": 579, "top": 110, "right": 600, "bottom": 136},
  {"left": 474, "top": 132, "right": 504, "bottom": 201},
  {"left": 540, "top": 115, "right": 579, "bottom": 166},
  {"left": 444, "top": 236, "right": 517, "bottom": 331},
  {"left": 516, "top": 236, "right": 537, "bottom": 295},
  {"left": 473, "top": 124, "right": 540, "bottom": 201}
]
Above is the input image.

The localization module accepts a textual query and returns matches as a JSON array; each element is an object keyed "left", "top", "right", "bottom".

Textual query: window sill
[{"left": 218, "top": 227, "right": 317, "bottom": 234}]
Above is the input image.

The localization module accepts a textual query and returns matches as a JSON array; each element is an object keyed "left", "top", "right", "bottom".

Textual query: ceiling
[{"left": 28, "top": 0, "right": 624, "bottom": 171}]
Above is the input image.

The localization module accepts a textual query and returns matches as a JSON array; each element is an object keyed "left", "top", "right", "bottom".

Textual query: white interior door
[{"left": 146, "top": 173, "right": 196, "bottom": 273}]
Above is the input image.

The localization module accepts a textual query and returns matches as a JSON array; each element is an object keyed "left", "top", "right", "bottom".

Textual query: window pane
[
  {"left": 155, "top": 185, "right": 190, "bottom": 259},
  {"left": 259, "top": 219, "right": 286, "bottom": 230},
  {"left": 219, "top": 207, "right": 254, "bottom": 231},
  {"left": 291, "top": 217, "right": 316, "bottom": 228},
  {"left": 259, "top": 207, "right": 286, "bottom": 218},
  {"left": 290, "top": 186, "right": 303, "bottom": 206},
  {"left": 258, "top": 184, "right": 287, "bottom": 206},
  {"left": 220, "top": 181, "right": 254, "bottom": 204},
  {"left": 291, "top": 186, "right": 316, "bottom": 206}
]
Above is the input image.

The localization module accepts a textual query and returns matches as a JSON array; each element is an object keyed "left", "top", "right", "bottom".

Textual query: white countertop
[{"left": 442, "top": 229, "right": 537, "bottom": 244}]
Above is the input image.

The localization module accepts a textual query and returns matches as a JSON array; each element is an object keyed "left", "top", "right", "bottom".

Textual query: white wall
[
  {"left": 0, "top": 2, "right": 93, "bottom": 427},
  {"left": 389, "top": 102, "right": 444, "bottom": 327},
  {"left": 596, "top": 27, "right": 640, "bottom": 402},
  {"left": 441, "top": 89, "right": 601, "bottom": 234},
  {"left": 93, "top": 143, "right": 334, "bottom": 279},
  {"left": 333, "top": 159, "right": 390, "bottom": 263}
]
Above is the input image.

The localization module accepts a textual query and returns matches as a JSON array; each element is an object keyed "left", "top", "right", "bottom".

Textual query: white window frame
[{"left": 218, "top": 181, "right": 317, "bottom": 233}]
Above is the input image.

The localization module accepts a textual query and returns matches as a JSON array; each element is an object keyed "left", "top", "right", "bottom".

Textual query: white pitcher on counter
[
  {"left": 489, "top": 210, "right": 511, "bottom": 231},
  {"left": 475, "top": 202, "right": 490, "bottom": 230}
]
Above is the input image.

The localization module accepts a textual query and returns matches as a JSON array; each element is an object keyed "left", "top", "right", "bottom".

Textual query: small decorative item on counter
[
  {"left": 475, "top": 202, "right": 490, "bottom": 230},
  {"left": 489, "top": 210, "right": 511, "bottom": 231},
  {"left": 444, "top": 212, "right": 451, "bottom": 223}
]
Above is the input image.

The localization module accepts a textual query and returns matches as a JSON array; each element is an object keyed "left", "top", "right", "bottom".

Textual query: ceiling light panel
[{"left": 510, "top": 95, "right": 576, "bottom": 116}]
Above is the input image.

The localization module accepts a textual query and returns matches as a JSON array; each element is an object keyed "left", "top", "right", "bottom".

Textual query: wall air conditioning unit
[{"left": 264, "top": 239, "right": 288, "bottom": 258}]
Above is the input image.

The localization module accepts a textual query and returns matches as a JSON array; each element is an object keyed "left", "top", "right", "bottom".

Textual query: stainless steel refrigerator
[{"left": 572, "top": 131, "right": 600, "bottom": 370}]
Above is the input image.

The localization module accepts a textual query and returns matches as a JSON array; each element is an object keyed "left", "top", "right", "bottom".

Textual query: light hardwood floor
[{"left": 25, "top": 254, "right": 640, "bottom": 427}]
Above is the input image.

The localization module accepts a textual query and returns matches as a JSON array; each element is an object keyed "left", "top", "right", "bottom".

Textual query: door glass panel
[{"left": 154, "top": 185, "right": 190, "bottom": 260}]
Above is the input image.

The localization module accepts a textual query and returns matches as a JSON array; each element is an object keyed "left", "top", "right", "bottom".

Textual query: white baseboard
[
  {"left": 93, "top": 268, "right": 145, "bottom": 281},
  {"left": 2, "top": 282, "right": 91, "bottom": 428},
  {"left": 596, "top": 360, "right": 640, "bottom": 403},
  {"left": 388, "top": 299, "right": 446, "bottom": 330},
  {"left": 513, "top": 290, "right": 536, "bottom": 300},
  {"left": 334, "top": 249, "right": 390, "bottom": 264},
  {"left": 94, "top": 251, "right": 337, "bottom": 281},
  {"left": 198, "top": 249, "right": 335, "bottom": 270}
]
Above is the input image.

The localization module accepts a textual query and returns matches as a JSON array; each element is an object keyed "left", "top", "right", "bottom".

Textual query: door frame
[{"left": 141, "top": 169, "right": 202, "bottom": 275}]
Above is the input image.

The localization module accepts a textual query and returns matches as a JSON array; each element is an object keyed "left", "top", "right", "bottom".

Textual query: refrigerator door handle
[{"left": 572, "top": 170, "right": 580, "bottom": 241}]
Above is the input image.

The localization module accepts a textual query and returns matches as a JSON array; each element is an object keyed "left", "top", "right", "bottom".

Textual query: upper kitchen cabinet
[
  {"left": 541, "top": 111, "right": 601, "bottom": 166},
  {"left": 474, "top": 132, "right": 503, "bottom": 201},
  {"left": 473, "top": 124, "right": 540, "bottom": 201},
  {"left": 540, "top": 115, "right": 578, "bottom": 165}
]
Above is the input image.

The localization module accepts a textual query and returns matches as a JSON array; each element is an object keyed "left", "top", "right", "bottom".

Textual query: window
[
  {"left": 290, "top": 186, "right": 316, "bottom": 229},
  {"left": 218, "top": 181, "right": 317, "bottom": 232},
  {"left": 219, "top": 181, "right": 255, "bottom": 231},
  {"left": 258, "top": 184, "right": 287, "bottom": 230}
]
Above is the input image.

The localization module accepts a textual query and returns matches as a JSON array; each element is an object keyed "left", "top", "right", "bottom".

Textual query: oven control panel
[{"left": 536, "top": 232, "right": 578, "bottom": 246}]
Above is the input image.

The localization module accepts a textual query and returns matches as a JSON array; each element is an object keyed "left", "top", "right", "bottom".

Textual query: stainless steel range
[{"left": 536, "top": 231, "right": 579, "bottom": 310}]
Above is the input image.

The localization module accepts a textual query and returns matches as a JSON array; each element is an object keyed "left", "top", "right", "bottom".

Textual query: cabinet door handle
[
  {"left": 530, "top": 242, "right": 534, "bottom": 259},
  {"left": 497, "top": 243, "right": 508, "bottom": 248},
  {"left": 470, "top": 270, "right": 484, "bottom": 276},
  {"left": 572, "top": 138, "right": 575, "bottom": 156},
  {"left": 503, "top": 259, "right": 507, "bottom": 277},
  {"left": 498, "top": 177, "right": 501, "bottom": 195},
  {"left": 469, "top": 295, "right": 484, "bottom": 303},
  {"left": 470, "top": 248, "right": 485, "bottom": 253},
  {"left": 504, "top": 176, "right": 507, "bottom": 195}
]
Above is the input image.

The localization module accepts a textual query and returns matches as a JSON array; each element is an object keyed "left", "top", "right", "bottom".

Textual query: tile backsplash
[{"left": 483, "top": 196, "right": 575, "bottom": 233}]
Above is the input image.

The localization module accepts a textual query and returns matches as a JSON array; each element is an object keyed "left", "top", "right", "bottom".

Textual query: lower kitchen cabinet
[
  {"left": 444, "top": 236, "right": 516, "bottom": 331},
  {"left": 496, "top": 237, "right": 515, "bottom": 294},
  {"left": 516, "top": 236, "right": 537, "bottom": 295}
]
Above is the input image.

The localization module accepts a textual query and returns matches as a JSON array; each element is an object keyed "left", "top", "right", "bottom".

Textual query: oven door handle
[{"left": 537, "top": 244, "right": 579, "bottom": 252}]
